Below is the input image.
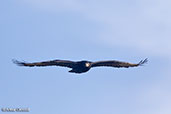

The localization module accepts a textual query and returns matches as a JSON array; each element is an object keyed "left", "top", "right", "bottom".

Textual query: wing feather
[
  {"left": 12, "top": 59, "right": 76, "bottom": 68},
  {"left": 91, "top": 58, "right": 148, "bottom": 68}
]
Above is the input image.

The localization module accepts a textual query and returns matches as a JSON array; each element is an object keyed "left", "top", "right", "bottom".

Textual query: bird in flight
[{"left": 13, "top": 58, "right": 148, "bottom": 74}]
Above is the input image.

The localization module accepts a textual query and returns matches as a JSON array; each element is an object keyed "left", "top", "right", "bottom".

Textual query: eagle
[{"left": 13, "top": 58, "right": 148, "bottom": 74}]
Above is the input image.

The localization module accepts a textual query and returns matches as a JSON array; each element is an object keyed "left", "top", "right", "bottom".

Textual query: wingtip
[
  {"left": 12, "top": 59, "right": 25, "bottom": 66},
  {"left": 138, "top": 58, "right": 148, "bottom": 66}
]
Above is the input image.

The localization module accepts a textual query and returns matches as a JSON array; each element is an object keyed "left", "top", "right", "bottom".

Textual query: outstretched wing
[
  {"left": 91, "top": 58, "right": 148, "bottom": 68},
  {"left": 12, "top": 59, "right": 76, "bottom": 68}
]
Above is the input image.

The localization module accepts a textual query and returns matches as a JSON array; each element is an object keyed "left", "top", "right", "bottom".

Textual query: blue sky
[{"left": 0, "top": 0, "right": 171, "bottom": 114}]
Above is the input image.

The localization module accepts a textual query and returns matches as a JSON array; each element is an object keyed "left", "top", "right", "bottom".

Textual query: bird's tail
[{"left": 68, "top": 69, "right": 75, "bottom": 73}]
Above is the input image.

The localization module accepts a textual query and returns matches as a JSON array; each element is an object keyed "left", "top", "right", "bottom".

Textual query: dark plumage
[{"left": 12, "top": 58, "right": 148, "bottom": 74}]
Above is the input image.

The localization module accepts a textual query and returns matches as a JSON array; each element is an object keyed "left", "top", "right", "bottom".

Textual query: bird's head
[
  {"left": 85, "top": 62, "right": 91, "bottom": 67},
  {"left": 80, "top": 61, "right": 91, "bottom": 68}
]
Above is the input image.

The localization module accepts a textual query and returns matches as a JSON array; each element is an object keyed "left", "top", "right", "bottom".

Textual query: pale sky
[{"left": 0, "top": 0, "right": 171, "bottom": 114}]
